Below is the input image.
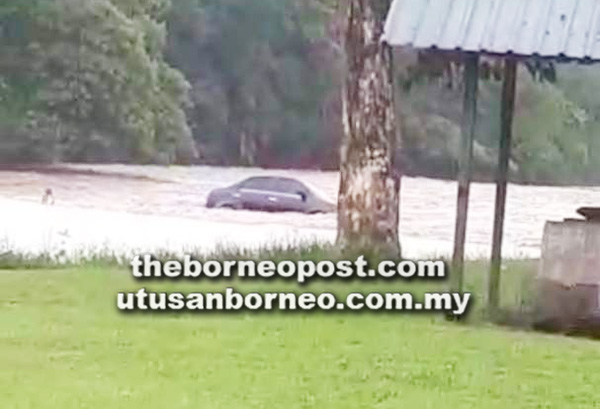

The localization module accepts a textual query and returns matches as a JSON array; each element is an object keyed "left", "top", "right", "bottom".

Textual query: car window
[
  {"left": 272, "top": 179, "right": 306, "bottom": 194},
  {"left": 239, "top": 177, "right": 276, "bottom": 190},
  {"left": 238, "top": 177, "right": 307, "bottom": 194}
]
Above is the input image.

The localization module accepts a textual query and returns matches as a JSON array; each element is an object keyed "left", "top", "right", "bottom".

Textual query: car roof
[
  {"left": 238, "top": 176, "right": 303, "bottom": 185},
  {"left": 242, "top": 176, "right": 297, "bottom": 182}
]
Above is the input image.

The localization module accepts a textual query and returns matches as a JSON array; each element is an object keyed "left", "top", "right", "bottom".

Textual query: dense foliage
[
  {"left": 0, "top": 0, "right": 195, "bottom": 164},
  {"left": 399, "top": 62, "right": 600, "bottom": 185},
  {"left": 1, "top": 0, "right": 600, "bottom": 184},
  {"left": 164, "top": 0, "right": 341, "bottom": 168}
]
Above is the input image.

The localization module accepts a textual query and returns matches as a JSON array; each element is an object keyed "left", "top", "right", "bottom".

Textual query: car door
[
  {"left": 272, "top": 179, "right": 308, "bottom": 212},
  {"left": 238, "top": 178, "right": 281, "bottom": 211}
]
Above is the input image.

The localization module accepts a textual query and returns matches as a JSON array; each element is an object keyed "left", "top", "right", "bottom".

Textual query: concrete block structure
[{"left": 535, "top": 220, "right": 600, "bottom": 333}]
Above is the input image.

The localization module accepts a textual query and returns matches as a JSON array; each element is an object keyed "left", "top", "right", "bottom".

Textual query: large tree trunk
[{"left": 337, "top": 0, "right": 400, "bottom": 254}]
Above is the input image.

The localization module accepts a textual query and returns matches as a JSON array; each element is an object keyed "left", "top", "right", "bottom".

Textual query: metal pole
[
  {"left": 489, "top": 57, "right": 518, "bottom": 315},
  {"left": 452, "top": 53, "right": 479, "bottom": 294}
]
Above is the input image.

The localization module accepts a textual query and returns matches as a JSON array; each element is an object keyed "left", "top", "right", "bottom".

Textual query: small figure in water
[{"left": 42, "top": 188, "right": 55, "bottom": 205}]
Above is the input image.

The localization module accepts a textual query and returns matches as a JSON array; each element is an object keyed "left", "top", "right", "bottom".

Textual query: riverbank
[
  {"left": 3, "top": 259, "right": 599, "bottom": 408},
  {"left": 0, "top": 243, "right": 540, "bottom": 330}
]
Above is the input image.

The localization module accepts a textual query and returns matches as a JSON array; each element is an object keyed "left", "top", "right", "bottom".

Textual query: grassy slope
[{"left": 2, "top": 265, "right": 600, "bottom": 408}]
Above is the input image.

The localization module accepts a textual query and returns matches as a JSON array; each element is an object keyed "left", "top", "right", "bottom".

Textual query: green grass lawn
[{"left": 2, "top": 264, "right": 600, "bottom": 408}]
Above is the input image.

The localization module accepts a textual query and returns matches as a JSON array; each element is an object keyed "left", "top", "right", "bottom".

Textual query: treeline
[
  {"left": 399, "top": 62, "right": 600, "bottom": 185},
  {"left": 0, "top": 0, "right": 341, "bottom": 168},
  {"left": 165, "top": 0, "right": 342, "bottom": 169},
  {"left": 0, "top": 0, "right": 195, "bottom": 164},
  {"left": 1, "top": 0, "right": 600, "bottom": 184}
]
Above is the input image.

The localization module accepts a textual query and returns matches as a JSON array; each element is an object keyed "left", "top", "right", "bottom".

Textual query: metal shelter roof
[{"left": 382, "top": 0, "right": 600, "bottom": 60}]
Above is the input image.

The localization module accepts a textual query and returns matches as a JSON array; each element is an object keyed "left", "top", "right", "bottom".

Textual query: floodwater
[{"left": 1, "top": 164, "right": 598, "bottom": 260}]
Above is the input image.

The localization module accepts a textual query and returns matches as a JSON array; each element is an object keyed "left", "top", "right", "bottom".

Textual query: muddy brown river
[{"left": 1, "top": 164, "right": 598, "bottom": 259}]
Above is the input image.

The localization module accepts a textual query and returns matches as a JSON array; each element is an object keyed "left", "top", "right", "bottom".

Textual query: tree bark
[{"left": 337, "top": 0, "right": 400, "bottom": 255}]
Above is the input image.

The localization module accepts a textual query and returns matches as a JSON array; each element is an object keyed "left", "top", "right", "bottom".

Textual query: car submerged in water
[{"left": 206, "top": 176, "right": 336, "bottom": 214}]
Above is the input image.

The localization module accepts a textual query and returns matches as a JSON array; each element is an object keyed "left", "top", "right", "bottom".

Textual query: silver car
[{"left": 206, "top": 176, "right": 336, "bottom": 214}]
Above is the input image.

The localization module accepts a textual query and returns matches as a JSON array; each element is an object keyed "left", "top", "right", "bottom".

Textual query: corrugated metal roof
[{"left": 382, "top": 0, "right": 600, "bottom": 60}]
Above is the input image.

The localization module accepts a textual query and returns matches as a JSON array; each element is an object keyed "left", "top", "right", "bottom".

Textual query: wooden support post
[
  {"left": 488, "top": 57, "right": 518, "bottom": 315},
  {"left": 451, "top": 53, "right": 479, "bottom": 294}
]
